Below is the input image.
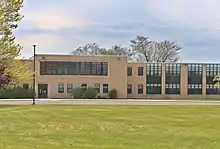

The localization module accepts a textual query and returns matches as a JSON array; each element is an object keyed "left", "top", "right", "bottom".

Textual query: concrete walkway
[{"left": 1, "top": 99, "right": 220, "bottom": 105}]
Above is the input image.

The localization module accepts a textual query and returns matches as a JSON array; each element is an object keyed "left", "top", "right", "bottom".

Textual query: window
[
  {"left": 103, "top": 84, "right": 109, "bottom": 93},
  {"left": 81, "top": 84, "right": 87, "bottom": 93},
  {"left": 94, "top": 84, "right": 100, "bottom": 93},
  {"left": 138, "top": 67, "right": 144, "bottom": 76},
  {"left": 138, "top": 84, "right": 143, "bottom": 94},
  {"left": 58, "top": 83, "right": 64, "bottom": 93},
  {"left": 40, "top": 61, "right": 108, "bottom": 76},
  {"left": 206, "top": 64, "right": 220, "bottom": 94},
  {"left": 146, "top": 63, "right": 162, "bottom": 94},
  {"left": 187, "top": 64, "right": 203, "bottom": 94},
  {"left": 165, "top": 64, "right": 181, "bottom": 94},
  {"left": 146, "top": 84, "right": 161, "bottom": 94},
  {"left": 127, "top": 84, "right": 132, "bottom": 94},
  {"left": 23, "top": 84, "right": 29, "bottom": 90},
  {"left": 67, "top": 84, "right": 73, "bottom": 93},
  {"left": 127, "top": 67, "right": 132, "bottom": 76}
]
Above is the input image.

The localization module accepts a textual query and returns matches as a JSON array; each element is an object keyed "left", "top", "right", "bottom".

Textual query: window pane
[
  {"left": 127, "top": 67, "right": 132, "bottom": 76},
  {"left": 138, "top": 67, "right": 143, "bottom": 76},
  {"left": 81, "top": 84, "right": 87, "bottom": 92},
  {"left": 127, "top": 84, "right": 132, "bottom": 94},
  {"left": 58, "top": 83, "right": 64, "bottom": 93},
  {"left": 94, "top": 83, "right": 100, "bottom": 93},
  {"left": 138, "top": 84, "right": 143, "bottom": 94},
  {"left": 67, "top": 83, "right": 73, "bottom": 93},
  {"left": 40, "top": 61, "right": 108, "bottom": 76},
  {"left": 103, "top": 84, "right": 109, "bottom": 93}
]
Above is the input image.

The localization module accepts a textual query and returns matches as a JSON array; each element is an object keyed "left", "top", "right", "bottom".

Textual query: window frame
[
  {"left": 138, "top": 67, "right": 144, "bottom": 76},
  {"left": 146, "top": 63, "right": 162, "bottom": 94},
  {"left": 127, "top": 84, "right": 132, "bottom": 94},
  {"left": 81, "top": 84, "right": 87, "bottom": 93},
  {"left": 67, "top": 83, "right": 73, "bottom": 93},
  {"left": 40, "top": 61, "right": 108, "bottom": 76},
  {"left": 187, "top": 63, "right": 203, "bottom": 94},
  {"left": 127, "top": 67, "right": 132, "bottom": 76},
  {"left": 94, "top": 83, "right": 100, "bottom": 93},
  {"left": 138, "top": 84, "right": 143, "bottom": 94},
  {"left": 58, "top": 83, "right": 64, "bottom": 93},
  {"left": 165, "top": 63, "right": 181, "bottom": 94},
  {"left": 103, "top": 84, "right": 109, "bottom": 93}
]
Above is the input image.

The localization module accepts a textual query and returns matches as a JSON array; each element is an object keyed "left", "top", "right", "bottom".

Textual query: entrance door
[{"left": 38, "top": 84, "right": 48, "bottom": 98}]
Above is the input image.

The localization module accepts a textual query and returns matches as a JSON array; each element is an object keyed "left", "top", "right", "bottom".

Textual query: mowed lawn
[{"left": 0, "top": 106, "right": 220, "bottom": 149}]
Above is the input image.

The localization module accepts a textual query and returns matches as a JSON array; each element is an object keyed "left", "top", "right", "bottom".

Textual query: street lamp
[{"left": 32, "top": 45, "right": 36, "bottom": 105}]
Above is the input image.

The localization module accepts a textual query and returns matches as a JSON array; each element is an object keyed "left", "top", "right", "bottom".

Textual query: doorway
[{"left": 38, "top": 84, "right": 48, "bottom": 98}]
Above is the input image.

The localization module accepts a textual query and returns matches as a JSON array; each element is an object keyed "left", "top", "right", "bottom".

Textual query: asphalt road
[{"left": 1, "top": 99, "right": 220, "bottom": 105}]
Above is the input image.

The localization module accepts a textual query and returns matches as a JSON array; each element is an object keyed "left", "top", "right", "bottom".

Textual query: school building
[{"left": 23, "top": 54, "right": 220, "bottom": 99}]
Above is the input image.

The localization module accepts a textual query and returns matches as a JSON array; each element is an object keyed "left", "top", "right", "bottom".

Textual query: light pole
[{"left": 32, "top": 45, "right": 36, "bottom": 105}]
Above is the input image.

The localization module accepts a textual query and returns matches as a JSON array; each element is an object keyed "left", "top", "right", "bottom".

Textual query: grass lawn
[{"left": 0, "top": 105, "right": 220, "bottom": 149}]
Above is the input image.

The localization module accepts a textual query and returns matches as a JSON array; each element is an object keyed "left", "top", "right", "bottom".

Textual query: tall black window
[
  {"left": 187, "top": 64, "right": 203, "bottom": 94},
  {"left": 206, "top": 64, "right": 220, "bottom": 94},
  {"left": 146, "top": 63, "right": 162, "bottom": 94},
  {"left": 40, "top": 61, "right": 108, "bottom": 76},
  {"left": 138, "top": 67, "right": 143, "bottom": 76},
  {"left": 165, "top": 64, "right": 181, "bottom": 94},
  {"left": 127, "top": 67, "right": 132, "bottom": 76}
]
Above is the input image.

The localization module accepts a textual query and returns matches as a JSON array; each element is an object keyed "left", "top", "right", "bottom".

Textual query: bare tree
[
  {"left": 100, "top": 45, "right": 133, "bottom": 60},
  {"left": 130, "top": 36, "right": 182, "bottom": 62},
  {"left": 70, "top": 36, "right": 182, "bottom": 62},
  {"left": 130, "top": 36, "right": 152, "bottom": 62},
  {"left": 70, "top": 43, "right": 101, "bottom": 56},
  {"left": 153, "top": 40, "right": 181, "bottom": 62}
]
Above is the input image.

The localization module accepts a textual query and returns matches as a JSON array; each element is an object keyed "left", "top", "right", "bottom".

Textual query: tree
[
  {"left": 100, "top": 45, "right": 133, "bottom": 61},
  {"left": 130, "top": 36, "right": 182, "bottom": 62},
  {"left": 70, "top": 43, "right": 101, "bottom": 56},
  {"left": 0, "top": 0, "right": 32, "bottom": 89},
  {"left": 70, "top": 36, "right": 182, "bottom": 62},
  {"left": 71, "top": 44, "right": 134, "bottom": 60}
]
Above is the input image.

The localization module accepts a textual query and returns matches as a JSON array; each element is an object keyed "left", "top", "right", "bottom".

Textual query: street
[{"left": 1, "top": 99, "right": 220, "bottom": 105}]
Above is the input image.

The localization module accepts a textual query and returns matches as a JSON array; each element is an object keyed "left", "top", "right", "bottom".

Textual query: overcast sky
[{"left": 15, "top": 0, "right": 220, "bottom": 62}]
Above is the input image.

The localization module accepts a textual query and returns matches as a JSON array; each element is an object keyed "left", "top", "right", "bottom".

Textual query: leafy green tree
[{"left": 0, "top": 0, "right": 32, "bottom": 89}]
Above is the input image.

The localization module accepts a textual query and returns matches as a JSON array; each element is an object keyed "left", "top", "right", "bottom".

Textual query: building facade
[{"left": 23, "top": 54, "right": 220, "bottom": 99}]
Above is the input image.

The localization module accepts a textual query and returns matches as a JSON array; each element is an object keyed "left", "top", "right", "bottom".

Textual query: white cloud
[{"left": 146, "top": 0, "right": 220, "bottom": 31}]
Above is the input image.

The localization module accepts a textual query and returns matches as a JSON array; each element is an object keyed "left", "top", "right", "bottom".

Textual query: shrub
[
  {"left": 108, "top": 88, "right": 118, "bottom": 99},
  {"left": 82, "top": 87, "right": 98, "bottom": 99},
  {"left": 71, "top": 87, "right": 83, "bottom": 99},
  {"left": 0, "top": 86, "right": 34, "bottom": 99}
]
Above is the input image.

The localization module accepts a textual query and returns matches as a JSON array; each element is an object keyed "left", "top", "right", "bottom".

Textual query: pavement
[{"left": 1, "top": 99, "right": 220, "bottom": 105}]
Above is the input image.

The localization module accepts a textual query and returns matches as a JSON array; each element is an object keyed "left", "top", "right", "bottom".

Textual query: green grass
[{"left": 0, "top": 105, "right": 220, "bottom": 149}]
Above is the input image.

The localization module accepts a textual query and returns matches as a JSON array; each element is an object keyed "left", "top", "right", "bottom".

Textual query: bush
[
  {"left": 0, "top": 87, "right": 34, "bottom": 99},
  {"left": 82, "top": 87, "right": 98, "bottom": 99},
  {"left": 71, "top": 87, "right": 83, "bottom": 99},
  {"left": 108, "top": 88, "right": 118, "bottom": 99}
]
